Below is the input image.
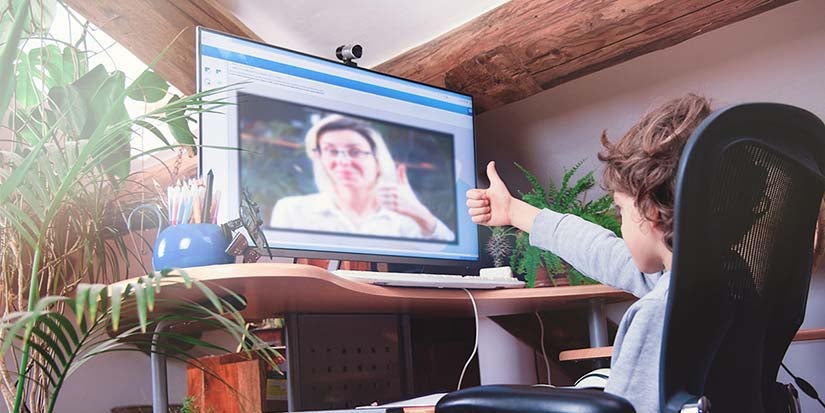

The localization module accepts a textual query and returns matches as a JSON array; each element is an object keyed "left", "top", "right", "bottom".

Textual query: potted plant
[
  {"left": 485, "top": 225, "right": 516, "bottom": 268},
  {"left": 507, "top": 161, "right": 621, "bottom": 287},
  {"left": 0, "top": 2, "right": 277, "bottom": 412}
]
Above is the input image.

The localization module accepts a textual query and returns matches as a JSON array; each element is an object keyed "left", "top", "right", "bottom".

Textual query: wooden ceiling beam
[
  {"left": 63, "top": 0, "right": 261, "bottom": 95},
  {"left": 373, "top": 0, "right": 796, "bottom": 113}
]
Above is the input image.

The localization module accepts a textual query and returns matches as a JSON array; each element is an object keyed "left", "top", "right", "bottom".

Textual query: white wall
[
  {"left": 0, "top": 350, "right": 187, "bottom": 412},
  {"left": 475, "top": 0, "right": 825, "bottom": 410},
  {"left": 53, "top": 353, "right": 188, "bottom": 412}
]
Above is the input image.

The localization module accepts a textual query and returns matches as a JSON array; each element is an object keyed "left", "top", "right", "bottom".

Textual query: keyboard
[{"left": 332, "top": 270, "right": 525, "bottom": 289}]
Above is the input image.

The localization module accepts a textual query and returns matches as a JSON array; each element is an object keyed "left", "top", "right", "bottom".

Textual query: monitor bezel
[{"left": 196, "top": 26, "right": 480, "bottom": 267}]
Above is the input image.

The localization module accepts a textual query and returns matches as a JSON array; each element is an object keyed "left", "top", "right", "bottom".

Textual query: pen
[
  {"left": 177, "top": 183, "right": 187, "bottom": 225},
  {"left": 181, "top": 186, "right": 193, "bottom": 225},
  {"left": 203, "top": 169, "right": 214, "bottom": 223},
  {"left": 210, "top": 190, "right": 221, "bottom": 224},
  {"left": 192, "top": 186, "right": 203, "bottom": 224},
  {"left": 167, "top": 185, "right": 174, "bottom": 225}
]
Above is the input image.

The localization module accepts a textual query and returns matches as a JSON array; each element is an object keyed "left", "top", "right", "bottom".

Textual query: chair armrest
[{"left": 435, "top": 385, "right": 635, "bottom": 413}]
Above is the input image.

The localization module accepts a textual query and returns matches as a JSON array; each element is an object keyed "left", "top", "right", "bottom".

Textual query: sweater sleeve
[{"left": 528, "top": 209, "right": 660, "bottom": 297}]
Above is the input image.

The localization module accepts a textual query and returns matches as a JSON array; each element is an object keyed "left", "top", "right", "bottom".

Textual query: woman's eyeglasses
[{"left": 315, "top": 147, "right": 374, "bottom": 160}]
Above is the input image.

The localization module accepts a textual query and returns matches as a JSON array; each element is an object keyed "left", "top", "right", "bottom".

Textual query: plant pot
[
  {"left": 153, "top": 223, "right": 234, "bottom": 270},
  {"left": 532, "top": 266, "right": 570, "bottom": 288}
]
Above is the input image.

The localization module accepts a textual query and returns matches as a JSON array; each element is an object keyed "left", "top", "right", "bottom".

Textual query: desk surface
[{"left": 111, "top": 263, "right": 633, "bottom": 319}]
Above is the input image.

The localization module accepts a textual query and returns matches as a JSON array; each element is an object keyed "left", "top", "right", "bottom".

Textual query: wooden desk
[
  {"left": 130, "top": 263, "right": 632, "bottom": 318},
  {"left": 112, "top": 263, "right": 632, "bottom": 412}
]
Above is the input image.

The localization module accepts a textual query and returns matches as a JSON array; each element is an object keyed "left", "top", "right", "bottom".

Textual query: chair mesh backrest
[{"left": 661, "top": 103, "right": 825, "bottom": 413}]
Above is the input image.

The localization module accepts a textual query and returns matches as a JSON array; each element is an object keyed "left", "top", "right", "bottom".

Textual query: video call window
[{"left": 238, "top": 92, "right": 459, "bottom": 244}]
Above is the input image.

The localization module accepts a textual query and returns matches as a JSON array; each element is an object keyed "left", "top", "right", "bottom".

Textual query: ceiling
[
  {"left": 63, "top": 0, "right": 795, "bottom": 113},
  {"left": 216, "top": 0, "right": 509, "bottom": 68}
]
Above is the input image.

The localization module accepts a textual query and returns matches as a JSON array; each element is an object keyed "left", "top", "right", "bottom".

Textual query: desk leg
[
  {"left": 476, "top": 317, "right": 536, "bottom": 385},
  {"left": 587, "top": 299, "right": 608, "bottom": 348},
  {"left": 285, "top": 314, "right": 299, "bottom": 412},
  {"left": 151, "top": 320, "right": 171, "bottom": 413}
]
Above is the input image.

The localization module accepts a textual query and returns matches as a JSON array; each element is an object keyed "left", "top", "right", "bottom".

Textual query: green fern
[
  {"left": 514, "top": 162, "right": 550, "bottom": 209},
  {"left": 509, "top": 160, "right": 621, "bottom": 286},
  {"left": 567, "top": 267, "right": 599, "bottom": 285}
]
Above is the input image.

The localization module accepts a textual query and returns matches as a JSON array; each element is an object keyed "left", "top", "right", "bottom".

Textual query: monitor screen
[{"left": 197, "top": 27, "right": 479, "bottom": 265}]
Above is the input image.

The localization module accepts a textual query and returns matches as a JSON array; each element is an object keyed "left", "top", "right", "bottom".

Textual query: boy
[{"left": 466, "top": 94, "right": 712, "bottom": 412}]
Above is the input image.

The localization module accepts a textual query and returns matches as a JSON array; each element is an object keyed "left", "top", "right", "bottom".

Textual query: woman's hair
[
  {"left": 304, "top": 114, "right": 397, "bottom": 195},
  {"left": 598, "top": 93, "right": 712, "bottom": 249}
]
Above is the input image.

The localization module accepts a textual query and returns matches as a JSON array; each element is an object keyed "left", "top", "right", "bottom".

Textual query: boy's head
[{"left": 598, "top": 94, "right": 712, "bottom": 270}]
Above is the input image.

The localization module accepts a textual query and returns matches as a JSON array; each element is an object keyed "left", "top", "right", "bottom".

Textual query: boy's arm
[{"left": 528, "top": 208, "right": 659, "bottom": 297}]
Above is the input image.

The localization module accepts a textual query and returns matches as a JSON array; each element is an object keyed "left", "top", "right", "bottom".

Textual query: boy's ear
[{"left": 642, "top": 203, "right": 668, "bottom": 233}]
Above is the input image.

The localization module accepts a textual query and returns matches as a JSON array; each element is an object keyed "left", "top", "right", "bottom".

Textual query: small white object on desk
[
  {"left": 356, "top": 392, "right": 447, "bottom": 409},
  {"left": 479, "top": 266, "right": 514, "bottom": 280}
]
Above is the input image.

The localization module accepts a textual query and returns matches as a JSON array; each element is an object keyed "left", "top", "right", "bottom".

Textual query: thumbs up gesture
[
  {"left": 377, "top": 163, "right": 437, "bottom": 234},
  {"left": 466, "top": 161, "right": 515, "bottom": 227}
]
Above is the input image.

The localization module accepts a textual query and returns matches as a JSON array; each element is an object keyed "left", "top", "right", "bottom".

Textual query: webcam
[{"left": 335, "top": 44, "right": 363, "bottom": 67}]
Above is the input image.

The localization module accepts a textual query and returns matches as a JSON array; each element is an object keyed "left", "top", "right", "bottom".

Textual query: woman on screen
[{"left": 270, "top": 114, "right": 455, "bottom": 241}]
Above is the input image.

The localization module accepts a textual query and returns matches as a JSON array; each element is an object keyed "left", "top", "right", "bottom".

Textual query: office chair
[{"left": 436, "top": 103, "right": 825, "bottom": 413}]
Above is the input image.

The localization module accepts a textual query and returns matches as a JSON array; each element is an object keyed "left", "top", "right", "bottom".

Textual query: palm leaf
[
  {"left": 1, "top": 272, "right": 281, "bottom": 413},
  {"left": 1, "top": 6, "right": 243, "bottom": 409},
  {"left": 0, "top": 0, "right": 30, "bottom": 121}
]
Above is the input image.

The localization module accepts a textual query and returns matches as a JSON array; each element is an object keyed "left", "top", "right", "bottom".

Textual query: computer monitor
[{"left": 197, "top": 27, "right": 479, "bottom": 266}]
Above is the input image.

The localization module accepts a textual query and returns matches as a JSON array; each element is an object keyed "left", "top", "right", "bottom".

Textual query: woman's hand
[{"left": 377, "top": 164, "right": 438, "bottom": 234}]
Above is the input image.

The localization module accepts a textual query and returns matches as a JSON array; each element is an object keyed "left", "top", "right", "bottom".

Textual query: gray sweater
[{"left": 530, "top": 209, "right": 669, "bottom": 413}]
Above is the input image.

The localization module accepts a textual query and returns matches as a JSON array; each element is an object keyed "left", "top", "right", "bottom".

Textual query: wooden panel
[
  {"left": 186, "top": 353, "right": 265, "bottom": 413},
  {"left": 556, "top": 328, "right": 825, "bottom": 362},
  {"left": 793, "top": 328, "right": 825, "bottom": 342},
  {"left": 374, "top": 0, "right": 795, "bottom": 113},
  {"left": 64, "top": 0, "right": 260, "bottom": 95},
  {"left": 404, "top": 408, "right": 435, "bottom": 413},
  {"left": 559, "top": 346, "right": 612, "bottom": 361}
]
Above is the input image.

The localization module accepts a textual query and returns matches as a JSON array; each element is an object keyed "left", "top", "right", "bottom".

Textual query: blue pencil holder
[{"left": 153, "top": 223, "right": 234, "bottom": 271}]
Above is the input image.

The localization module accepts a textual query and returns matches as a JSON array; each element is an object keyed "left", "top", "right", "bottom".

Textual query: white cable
[
  {"left": 457, "top": 288, "right": 479, "bottom": 391},
  {"left": 535, "top": 311, "right": 551, "bottom": 385}
]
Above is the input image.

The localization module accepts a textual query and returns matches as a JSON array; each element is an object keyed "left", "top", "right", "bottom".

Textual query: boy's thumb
[{"left": 486, "top": 161, "right": 503, "bottom": 187}]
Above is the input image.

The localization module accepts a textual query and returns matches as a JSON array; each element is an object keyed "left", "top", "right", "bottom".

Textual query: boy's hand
[{"left": 466, "top": 161, "right": 514, "bottom": 226}]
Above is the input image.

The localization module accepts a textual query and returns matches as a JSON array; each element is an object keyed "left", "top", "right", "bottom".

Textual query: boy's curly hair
[{"left": 598, "top": 94, "right": 712, "bottom": 250}]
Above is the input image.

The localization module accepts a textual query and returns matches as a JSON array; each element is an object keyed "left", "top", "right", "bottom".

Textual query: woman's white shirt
[{"left": 270, "top": 193, "right": 455, "bottom": 241}]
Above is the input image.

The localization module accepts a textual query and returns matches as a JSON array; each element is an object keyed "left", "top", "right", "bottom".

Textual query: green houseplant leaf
[
  {"left": 0, "top": 3, "right": 257, "bottom": 411},
  {"left": 48, "top": 83, "right": 89, "bottom": 136},
  {"left": 510, "top": 160, "right": 621, "bottom": 286},
  {"left": 165, "top": 94, "right": 197, "bottom": 149},
  {"left": 127, "top": 68, "right": 169, "bottom": 103},
  {"left": 1, "top": 272, "right": 281, "bottom": 413},
  {"left": 0, "top": 0, "right": 31, "bottom": 120}
]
